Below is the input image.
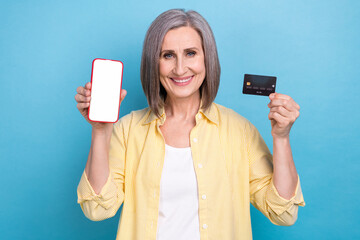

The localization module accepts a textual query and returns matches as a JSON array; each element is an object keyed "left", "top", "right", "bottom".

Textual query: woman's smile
[{"left": 169, "top": 75, "right": 194, "bottom": 86}]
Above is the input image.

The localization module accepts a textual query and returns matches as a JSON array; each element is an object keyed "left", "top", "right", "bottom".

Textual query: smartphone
[{"left": 88, "top": 58, "right": 124, "bottom": 123}]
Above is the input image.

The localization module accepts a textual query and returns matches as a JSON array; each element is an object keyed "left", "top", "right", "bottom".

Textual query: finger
[
  {"left": 270, "top": 106, "right": 300, "bottom": 123},
  {"left": 75, "top": 94, "right": 91, "bottom": 103},
  {"left": 120, "top": 89, "right": 127, "bottom": 103},
  {"left": 76, "top": 86, "right": 85, "bottom": 95},
  {"left": 77, "top": 102, "right": 90, "bottom": 110},
  {"left": 268, "top": 111, "right": 291, "bottom": 128},
  {"left": 268, "top": 111, "right": 286, "bottom": 121},
  {"left": 292, "top": 101, "right": 300, "bottom": 110},
  {"left": 268, "top": 99, "right": 297, "bottom": 112},
  {"left": 276, "top": 94, "right": 300, "bottom": 110},
  {"left": 76, "top": 86, "right": 90, "bottom": 96},
  {"left": 269, "top": 106, "right": 291, "bottom": 118},
  {"left": 270, "top": 93, "right": 300, "bottom": 110},
  {"left": 83, "top": 88, "right": 90, "bottom": 96},
  {"left": 270, "top": 93, "right": 291, "bottom": 100},
  {"left": 85, "top": 82, "right": 91, "bottom": 90}
]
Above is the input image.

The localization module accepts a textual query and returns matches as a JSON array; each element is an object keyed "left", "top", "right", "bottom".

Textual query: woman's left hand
[{"left": 267, "top": 93, "right": 300, "bottom": 138}]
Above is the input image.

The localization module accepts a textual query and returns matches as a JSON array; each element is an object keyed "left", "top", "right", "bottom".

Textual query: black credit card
[{"left": 242, "top": 74, "right": 276, "bottom": 96}]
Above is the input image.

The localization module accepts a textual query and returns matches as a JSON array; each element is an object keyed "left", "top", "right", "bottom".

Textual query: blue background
[{"left": 1, "top": 0, "right": 359, "bottom": 239}]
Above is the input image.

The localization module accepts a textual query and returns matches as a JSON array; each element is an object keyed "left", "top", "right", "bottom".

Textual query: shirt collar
[
  {"left": 142, "top": 106, "right": 165, "bottom": 125},
  {"left": 199, "top": 102, "right": 218, "bottom": 125},
  {"left": 142, "top": 101, "right": 219, "bottom": 126}
]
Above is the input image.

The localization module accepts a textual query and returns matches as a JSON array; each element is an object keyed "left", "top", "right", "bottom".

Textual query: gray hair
[{"left": 140, "top": 9, "right": 221, "bottom": 117}]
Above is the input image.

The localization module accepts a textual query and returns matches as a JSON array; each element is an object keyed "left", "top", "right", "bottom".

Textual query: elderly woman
[{"left": 75, "top": 9, "right": 305, "bottom": 240}]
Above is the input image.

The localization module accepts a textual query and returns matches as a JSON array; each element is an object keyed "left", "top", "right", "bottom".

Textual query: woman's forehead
[{"left": 161, "top": 26, "right": 202, "bottom": 50}]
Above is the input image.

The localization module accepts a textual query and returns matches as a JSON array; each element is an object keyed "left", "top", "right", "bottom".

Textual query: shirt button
[
  {"left": 202, "top": 224, "right": 208, "bottom": 229},
  {"left": 193, "top": 138, "right": 198, "bottom": 143},
  {"left": 198, "top": 163, "right": 203, "bottom": 168},
  {"left": 202, "top": 194, "right": 207, "bottom": 200},
  {"left": 197, "top": 114, "right": 202, "bottom": 119}
]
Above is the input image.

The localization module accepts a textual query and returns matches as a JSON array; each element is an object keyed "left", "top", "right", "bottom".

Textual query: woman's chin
[{"left": 167, "top": 90, "right": 201, "bottom": 102}]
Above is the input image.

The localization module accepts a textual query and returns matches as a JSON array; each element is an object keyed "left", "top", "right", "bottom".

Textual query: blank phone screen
[{"left": 88, "top": 59, "right": 123, "bottom": 123}]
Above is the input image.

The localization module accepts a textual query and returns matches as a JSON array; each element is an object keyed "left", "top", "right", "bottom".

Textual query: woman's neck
[{"left": 164, "top": 92, "right": 201, "bottom": 121}]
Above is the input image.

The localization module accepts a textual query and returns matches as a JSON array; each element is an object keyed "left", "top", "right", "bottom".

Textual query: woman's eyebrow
[
  {"left": 161, "top": 47, "right": 200, "bottom": 54},
  {"left": 161, "top": 49, "right": 175, "bottom": 54},
  {"left": 184, "top": 47, "right": 200, "bottom": 51}
]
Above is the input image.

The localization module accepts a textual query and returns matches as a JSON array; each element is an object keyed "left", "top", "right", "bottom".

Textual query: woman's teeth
[{"left": 172, "top": 76, "right": 192, "bottom": 83}]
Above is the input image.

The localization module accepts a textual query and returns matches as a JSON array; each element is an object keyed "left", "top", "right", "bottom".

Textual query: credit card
[{"left": 242, "top": 74, "right": 276, "bottom": 96}]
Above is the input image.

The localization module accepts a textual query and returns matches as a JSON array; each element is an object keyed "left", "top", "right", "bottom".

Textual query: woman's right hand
[{"left": 75, "top": 82, "right": 127, "bottom": 131}]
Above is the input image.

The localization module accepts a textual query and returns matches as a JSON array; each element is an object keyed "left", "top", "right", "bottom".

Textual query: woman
[{"left": 75, "top": 9, "right": 305, "bottom": 240}]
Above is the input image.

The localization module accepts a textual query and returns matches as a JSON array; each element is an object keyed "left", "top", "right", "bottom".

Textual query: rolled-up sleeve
[
  {"left": 246, "top": 121, "right": 306, "bottom": 226},
  {"left": 265, "top": 174, "right": 305, "bottom": 225},
  {"left": 77, "top": 118, "right": 128, "bottom": 221}
]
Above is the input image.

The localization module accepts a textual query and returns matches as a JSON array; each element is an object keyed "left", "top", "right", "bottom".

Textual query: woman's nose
[{"left": 173, "top": 57, "right": 187, "bottom": 76}]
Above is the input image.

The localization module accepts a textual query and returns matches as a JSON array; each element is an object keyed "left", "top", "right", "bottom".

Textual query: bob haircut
[{"left": 140, "top": 9, "right": 221, "bottom": 117}]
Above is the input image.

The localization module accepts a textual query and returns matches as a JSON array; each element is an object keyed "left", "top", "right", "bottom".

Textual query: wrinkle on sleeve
[
  {"left": 246, "top": 121, "right": 306, "bottom": 226},
  {"left": 266, "top": 174, "right": 305, "bottom": 216},
  {"left": 77, "top": 170, "right": 124, "bottom": 210},
  {"left": 76, "top": 118, "right": 129, "bottom": 221}
]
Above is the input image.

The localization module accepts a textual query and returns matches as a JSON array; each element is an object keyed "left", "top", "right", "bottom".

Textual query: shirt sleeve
[
  {"left": 246, "top": 121, "right": 306, "bottom": 226},
  {"left": 77, "top": 118, "right": 127, "bottom": 221}
]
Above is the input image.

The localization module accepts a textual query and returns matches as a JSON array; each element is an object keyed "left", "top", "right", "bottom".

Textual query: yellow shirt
[{"left": 77, "top": 103, "right": 306, "bottom": 240}]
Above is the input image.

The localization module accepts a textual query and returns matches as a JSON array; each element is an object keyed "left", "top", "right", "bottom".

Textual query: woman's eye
[
  {"left": 163, "top": 53, "right": 173, "bottom": 59},
  {"left": 187, "top": 51, "right": 196, "bottom": 57}
]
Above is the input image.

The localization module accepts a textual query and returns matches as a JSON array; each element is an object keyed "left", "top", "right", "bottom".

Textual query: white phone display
[{"left": 88, "top": 58, "right": 124, "bottom": 123}]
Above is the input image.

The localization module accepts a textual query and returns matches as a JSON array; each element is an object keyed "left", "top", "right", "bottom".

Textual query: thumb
[{"left": 120, "top": 89, "right": 127, "bottom": 103}]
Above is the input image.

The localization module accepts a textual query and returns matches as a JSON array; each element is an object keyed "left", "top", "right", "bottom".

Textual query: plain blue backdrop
[{"left": 1, "top": 0, "right": 359, "bottom": 239}]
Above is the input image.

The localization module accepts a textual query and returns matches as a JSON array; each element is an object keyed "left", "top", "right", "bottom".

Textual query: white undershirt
[{"left": 156, "top": 144, "right": 200, "bottom": 240}]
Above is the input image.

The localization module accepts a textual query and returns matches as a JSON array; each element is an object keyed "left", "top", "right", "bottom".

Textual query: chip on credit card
[{"left": 242, "top": 74, "right": 276, "bottom": 96}]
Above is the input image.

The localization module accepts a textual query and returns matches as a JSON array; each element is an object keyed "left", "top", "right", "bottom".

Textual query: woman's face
[{"left": 159, "top": 26, "right": 206, "bottom": 103}]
